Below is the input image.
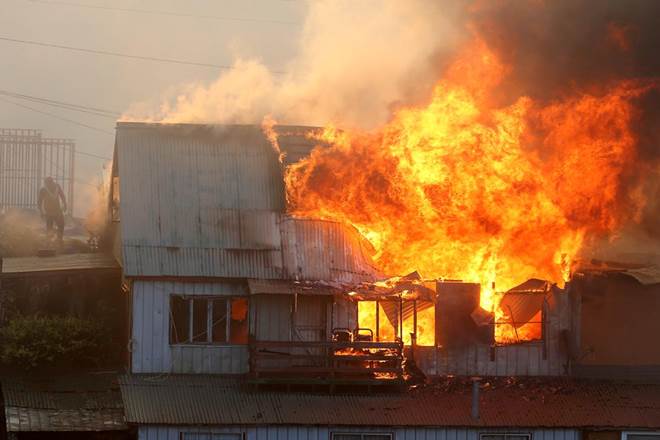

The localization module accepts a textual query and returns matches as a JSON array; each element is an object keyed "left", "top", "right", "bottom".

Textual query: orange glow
[
  {"left": 403, "top": 305, "right": 435, "bottom": 346},
  {"left": 285, "top": 39, "right": 655, "bottom": 343}
]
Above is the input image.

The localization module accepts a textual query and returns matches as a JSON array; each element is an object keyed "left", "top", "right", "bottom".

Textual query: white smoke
[{"left": 122, "top": 0, "right": 467, "bottom": 129}]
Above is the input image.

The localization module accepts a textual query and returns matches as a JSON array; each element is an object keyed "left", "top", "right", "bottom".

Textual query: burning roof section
[{"left": 113, "top": 122, "right": 378, "bottom": 283}]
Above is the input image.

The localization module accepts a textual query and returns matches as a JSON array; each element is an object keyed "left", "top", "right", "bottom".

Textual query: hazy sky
[{"left": 0, "top": 0, "right": 306, "bottom": 215}]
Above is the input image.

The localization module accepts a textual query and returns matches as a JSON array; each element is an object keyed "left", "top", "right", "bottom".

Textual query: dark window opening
[
  {"left": 170, "top": 295, "right": 189, "bottom": 344},
  {"left": 211, "top": 298, "right": 228, "bottom": 343},
  {"left": 181, "top": 433, "right": 244, "bottom": 440},
  {"left": 481, "top": 433, "right": 531, "bottom": 440},
  {"left": 332, "top": 434, "right": 393, "bottom": 440},
  {"left": 622, "top": 432, "right": 660, "bottom": 440},
  {"left": 192, "top": 298, "right": 208, "bottom": 343}
]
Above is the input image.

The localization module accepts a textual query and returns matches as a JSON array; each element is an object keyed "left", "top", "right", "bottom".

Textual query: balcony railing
[{"left": 249, "top": 339, "right": 404, "bottom": 386}]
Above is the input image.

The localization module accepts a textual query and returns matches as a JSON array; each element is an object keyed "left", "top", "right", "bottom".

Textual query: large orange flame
[{"left": 284, "top": 39, "right": 655, "bottom": 342}]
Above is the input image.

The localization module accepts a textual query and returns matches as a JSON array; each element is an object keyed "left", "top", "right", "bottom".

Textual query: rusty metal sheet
[
  {"left": 0, "top": 252, "right": 119, "bottom": 278},
  {"left": 119, "top": 374, "right": 660, "bottom": 429}
]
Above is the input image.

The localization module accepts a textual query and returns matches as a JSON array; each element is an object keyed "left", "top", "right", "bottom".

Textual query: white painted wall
[{"left": 131, "top": 279, "right": 249, "bottom": 374}]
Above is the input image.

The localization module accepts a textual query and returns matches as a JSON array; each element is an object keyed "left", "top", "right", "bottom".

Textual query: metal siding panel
[
  {"left": 132, "top": 281, "right": 248, "bottom": 374},
  {"left": 281, "top": 217, "right": 378, "bottom": 283},
  {"left": 143, "top": 282, "right": 155, "bottom": 372},
  {"left": 117, "top": 124, "right": 288, "bottom": 278},
  {"left": 132, "top": 282, "right": 144, "bottom": 373}
]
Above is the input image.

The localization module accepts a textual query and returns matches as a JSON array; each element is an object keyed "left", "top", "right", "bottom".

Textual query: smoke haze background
[{"left": 2, "top": 0, "right": 657, "bottom": 259}]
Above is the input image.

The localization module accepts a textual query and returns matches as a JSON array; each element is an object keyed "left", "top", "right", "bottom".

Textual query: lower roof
[
  {"left": 0, "top": 252, "right": 120, "bottom": 278},
  {"left": 2, "top": 373, "right": 127, "bottom": 432},
  {"left": 119, "top": 375, "right": 660, "bottom": 429}
]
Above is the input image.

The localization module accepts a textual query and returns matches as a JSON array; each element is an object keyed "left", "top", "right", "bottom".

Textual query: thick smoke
[
  {"left": 122, "top": 0, "right": 468, "bottom": 128},
  {"left": 123, "top": 0, "right": 660, "bottom": 262},
  {"left": 468, "top": 0, "right": 660, "bottom": 253},
  {"left": 469, "top": 0, "right": 660, "bottom": 102}
]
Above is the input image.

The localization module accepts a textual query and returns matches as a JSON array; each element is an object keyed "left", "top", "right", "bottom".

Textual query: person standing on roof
[{"left": 38, "top": 177, "right": 67, "bottom": 243}]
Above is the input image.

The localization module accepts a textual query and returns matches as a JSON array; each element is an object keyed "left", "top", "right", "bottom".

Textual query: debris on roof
[{"left": 119, "top": 374, "right": 660, "bottom": 429}]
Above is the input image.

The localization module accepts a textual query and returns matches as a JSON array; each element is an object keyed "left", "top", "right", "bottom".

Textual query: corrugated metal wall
[
  {"left": 117, "top": 124, "right": 285, "bottom": 279},
  {"left": 131, "top": 280, "right": 249, "bottom": 374},
  {"left": 415, "top": 289, "right": 571, "bottom": 377},
  {"left": 139, "top": 425, "right": 580, "bottom": 440},
  {"left": 132, "top": 280, "right": 355, "bottom": 374}
]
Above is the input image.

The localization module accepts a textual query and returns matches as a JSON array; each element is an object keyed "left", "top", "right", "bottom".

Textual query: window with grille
[
  {"left": 180, "top": 433, "right": 243, "bottom": 440},
  {"left": 170, "top": 296, "right": 248, "bottom": 345},
  {"left": 332, "top": 433, "right": 393, "bottom": 440},
  {"left": 480, "top": 433, "right": 532, "bottom": 440}
]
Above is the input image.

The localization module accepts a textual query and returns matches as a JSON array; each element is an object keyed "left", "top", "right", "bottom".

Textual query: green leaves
[{"left": 0, "top": 316, "right": 109, "bottom": 369}]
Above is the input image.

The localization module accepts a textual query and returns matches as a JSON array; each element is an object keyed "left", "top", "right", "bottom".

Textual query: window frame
[
  {"left": 480, "top": 433, "right": 532, "bottom": 440},
  {"left": 330, "top": 432, "right": 394, "bottom": 440},
  {"left": 169, "top": 295, "right": 249, "bottom": 346},
  {"left": 179, "top": 432, "right": 245, "bottom": 440},
  {"left": 621, "top": 431, "right": 660, "bottom": 440}
]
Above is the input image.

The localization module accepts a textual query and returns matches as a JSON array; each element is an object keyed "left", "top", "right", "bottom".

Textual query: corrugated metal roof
[
  {"left": 2, "top": 373, "right": 126, "bottom": 432},
  {"left": 119, "top": 375, "right": 660, "bottom": 429},
  {"left": 0, "top": 252, "right": 119, "bottom": 278},
  {"left": 281, "top": 217, "right": 379, "bottom": 283}
]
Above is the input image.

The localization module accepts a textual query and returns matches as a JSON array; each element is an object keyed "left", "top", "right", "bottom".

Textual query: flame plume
[{"left": 285, "top": 39, "right": 656, "bottom": 338}]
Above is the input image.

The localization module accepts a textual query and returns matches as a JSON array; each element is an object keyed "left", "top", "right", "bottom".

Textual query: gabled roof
[
  {"left": 113, "top": 123, "right": 378, "bottom": 283},
  {"left": 119, "top": 375, "right": 660, "bottom": 429}
]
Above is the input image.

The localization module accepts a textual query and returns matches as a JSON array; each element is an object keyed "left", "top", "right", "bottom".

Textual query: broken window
[
  {"left": 229, "top": 297, "right": 249, "bottom": 344},
  {"left": 332, "top": 434, "right": 393, "bottom": 440},
  {"left": 169, "top": 296, "right": 248, "bottom": 345},
  {"left": 495, "top": 279, "right": 549, "bottom": 344},
  {"left": 480, "top": 433, "right": 532, "bottom": 440}
]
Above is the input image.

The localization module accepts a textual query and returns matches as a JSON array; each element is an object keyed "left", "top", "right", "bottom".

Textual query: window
[
  {"left": 622, "top": 432, "right": 660, "bottom": 440},
  {"left": 170, "top": 296, "right": 248, "bottom": 345},
  {"left": 332, "top": 434, "right": 393, "bottom": 440},
  {"left": 480, "top": 433, "right": 532, "bottom": 440},
  {"left": 181, "top": 433, "right": 243, "bottom": 440}
]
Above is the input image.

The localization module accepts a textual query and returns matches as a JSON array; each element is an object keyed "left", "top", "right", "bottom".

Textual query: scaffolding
[{"left": 0, "top": 128, "right": 75, "bottom": 214}]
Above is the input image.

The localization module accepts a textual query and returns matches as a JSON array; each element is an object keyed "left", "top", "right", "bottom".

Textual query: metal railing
[{"left": 249, "top": 339, "right": 404, "bottom": 384}]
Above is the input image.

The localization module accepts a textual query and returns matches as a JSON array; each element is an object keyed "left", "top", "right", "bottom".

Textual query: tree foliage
[{"left": 0, "top": 316, "right": 109, "bottom": 369}]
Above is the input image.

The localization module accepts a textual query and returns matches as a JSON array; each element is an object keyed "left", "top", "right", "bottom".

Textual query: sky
[{"left": 0, "top": 0, "right": 306, "bottom": 216}]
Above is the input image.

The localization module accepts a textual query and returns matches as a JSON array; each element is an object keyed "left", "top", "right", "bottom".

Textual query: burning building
[{"left": 109, "top": 121, "right": 660, "bottom": 439}]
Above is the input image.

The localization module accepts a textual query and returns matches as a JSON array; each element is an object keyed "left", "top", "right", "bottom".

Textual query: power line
[
  {"left": 0, "top": 96, "right": 115, "bottom": 135},
  {"left": 0, "top": 36, "right": 287, "bottom": 73},
  {"left": 25, "top": 0, "right": 300, "bottom": 25},
  {"left": 0, "top": 89, "right": 120, "bottom": 119},
  {"left": 75, "top": 150, "right": 112, "bottom": 161},
  {"left": 0, "top": 98, "right": 114, "bottom": 160}
]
